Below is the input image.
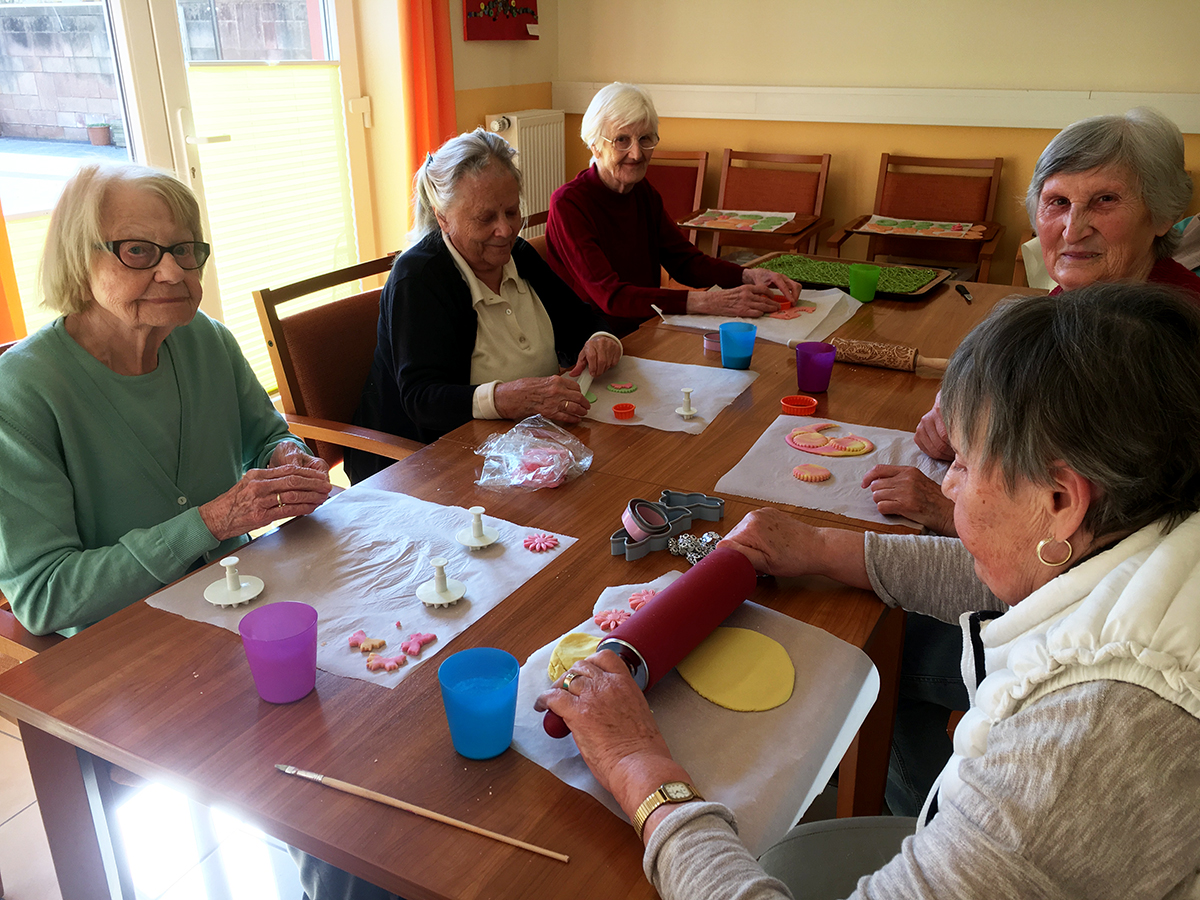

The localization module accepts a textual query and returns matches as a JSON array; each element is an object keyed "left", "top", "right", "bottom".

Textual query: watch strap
[{"left": 632, "top": 782, "right": 703, "bottom": 840}]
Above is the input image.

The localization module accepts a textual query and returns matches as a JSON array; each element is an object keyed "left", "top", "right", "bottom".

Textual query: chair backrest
[
  {"left": 524, "top": 209, "right": 550, "bottom": 261},
  {"left": 714, "top": 149, "right": 831, "bottom": 255},
  {"left": 0, "top": 338, "right": 18, "bottom": 356},
  {"left": 645, "top": 150, "right": 709, "bottom": 242},
  {"left": 869, "top": 154, "right": 1003, "bottom": 266},
  {"left": 253, "top": 254, "right": 397, "bottom": 466}
]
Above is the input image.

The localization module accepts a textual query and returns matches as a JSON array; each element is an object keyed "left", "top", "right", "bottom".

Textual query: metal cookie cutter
[{"left": 609, "top": 490, "right": 726, "bottom": 561}]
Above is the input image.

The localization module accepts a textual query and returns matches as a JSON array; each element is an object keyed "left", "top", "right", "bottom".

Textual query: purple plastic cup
[
  {"left": 795, "top": 341, "right": 838, "bottom": 392},
  {"left": 238, "top": 601, "right": 318, "bottom": 703}
]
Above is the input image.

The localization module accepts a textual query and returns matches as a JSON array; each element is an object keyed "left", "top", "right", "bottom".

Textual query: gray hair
[
  {"left": 411, "top": 128, "right": 523, "bottom": 239},
  {"left": 940, "top": 283, "right": 1200, "bottom": 542},
  {"left": 580, "top": 82, "right": 659, "bottom": 152},
  {"left": 1025, "top": 107, "right": 1193, "bottom": 259},
  {"left": 40, "top": 163, "right": 203, "bottom": 315}
]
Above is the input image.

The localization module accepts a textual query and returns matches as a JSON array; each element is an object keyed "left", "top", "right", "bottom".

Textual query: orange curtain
[
  {"left": 398, "top": 0, "right": 458, "bottom": 234},
  {"left": 0, "top": 197, "right": 27, "bottom": 342}
]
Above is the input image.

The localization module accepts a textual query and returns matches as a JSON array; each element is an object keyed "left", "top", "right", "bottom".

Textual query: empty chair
[
  {"left": 253, "top": 255, "right": 424, "bottom": 471},
  {"left": 712, "top": 149, "right": 832, "bottom": 258},
  {"left": 644, "top": 149, "right": 708, "bottom": 243},
  {"left": 827, "top": 154, "right": 1004, "bottom": 282}
]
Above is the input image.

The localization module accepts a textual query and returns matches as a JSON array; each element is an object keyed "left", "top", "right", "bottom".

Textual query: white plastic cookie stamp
[
  {"left": 204, "top": 556, "right": 264, "bottom": 607},
  {"left": 417, "top": 557, "right": 466, "bottom": 608},
  {"left": 456, "top": 505, "right": 499, "bottom": 550},
  {"left": 676, "top": 387, "right": 697, "bottom": 419}
]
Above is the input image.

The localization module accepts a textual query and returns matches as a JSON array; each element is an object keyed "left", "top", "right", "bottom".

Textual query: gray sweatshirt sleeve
[
  {"left": 863, "top": 532, "right": 1006, "bottom": 622},
  {"left": 646, "top": 682, "right": 1200, "bottom": 900}
]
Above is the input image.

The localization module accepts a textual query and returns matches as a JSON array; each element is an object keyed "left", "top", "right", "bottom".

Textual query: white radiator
[{"left": 486, "top": 109, "right": 565, "bottom": 238}]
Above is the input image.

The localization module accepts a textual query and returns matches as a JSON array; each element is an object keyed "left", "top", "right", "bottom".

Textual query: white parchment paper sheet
[
  {"left": 583, "top": 356, "right": 757, "bottom": 434},
  {"left": 512, "top": 572, "right": 879, "bottom": 856},
  {"left": 716, "top": 416, "right": 950, "bottom": 528},
  {"left": 662, "top": 288, "right": 861, "bottom": 347},
  {"left": 146, "top": 489, "right": 575, "bottom": 686}
]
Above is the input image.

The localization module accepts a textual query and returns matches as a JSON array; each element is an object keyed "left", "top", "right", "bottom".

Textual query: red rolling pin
[{"left": 543, "top": 546, "right": 757, "bottom": 738}]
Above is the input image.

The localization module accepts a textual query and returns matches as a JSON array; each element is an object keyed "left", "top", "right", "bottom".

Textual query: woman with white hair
[
  {"left": 347, "top": 127, "right": 621, "bottom": 481},
  {"left": 546, "top": 82, "right": 801, "bottom": 336},
  {"left": 0, "top": 163, "right": 332, "bottom": 637}
]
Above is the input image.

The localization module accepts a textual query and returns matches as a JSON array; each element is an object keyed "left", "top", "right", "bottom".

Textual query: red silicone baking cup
[
  {"left": 613, "top": 403, "right": 636, "bottom": 420},
  {"left": 781, "top": 394, "right": 818, "bottom": 416}
]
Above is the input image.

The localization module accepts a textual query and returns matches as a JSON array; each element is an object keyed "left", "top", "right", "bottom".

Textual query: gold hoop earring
[{"left": 1036, "top": 538, "right": 1073, "bottom": 567}]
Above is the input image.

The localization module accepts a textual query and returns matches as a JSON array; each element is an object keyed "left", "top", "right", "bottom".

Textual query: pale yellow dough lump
[
  {"left": 548, "top": 632, "right": 601, "bottom": 681},
  {"left": 677, "top": 627, "right": 795, "bottom": 711}
]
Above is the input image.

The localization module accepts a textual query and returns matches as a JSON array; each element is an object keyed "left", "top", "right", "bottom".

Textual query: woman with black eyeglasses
[
  {"left": 0, "top": 163, "right": 331, "bottom": 636},
  {"left": 547, "top": 82, "right": 802, "bottom": 336}
]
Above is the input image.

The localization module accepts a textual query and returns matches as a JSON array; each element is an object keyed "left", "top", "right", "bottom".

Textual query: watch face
[{"left": 663, "top": 782, "right": 694, "bottom": 801}]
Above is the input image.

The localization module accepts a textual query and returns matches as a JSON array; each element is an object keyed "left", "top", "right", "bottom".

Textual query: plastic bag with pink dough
[{"left": 475, "top": 415, "right": 593, "bottom": 490}]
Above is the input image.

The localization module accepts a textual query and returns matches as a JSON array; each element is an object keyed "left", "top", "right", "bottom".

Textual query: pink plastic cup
[
  {"left": 238, "top": 601, "right": 318, "bottom": 703},
  {"left": 795, "top": 341, "right": 837, "bottom": 393}
]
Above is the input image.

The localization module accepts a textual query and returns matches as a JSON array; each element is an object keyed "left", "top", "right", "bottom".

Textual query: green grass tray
[{"left": 756, "top": 255, "right": 946, "bottom": 296}]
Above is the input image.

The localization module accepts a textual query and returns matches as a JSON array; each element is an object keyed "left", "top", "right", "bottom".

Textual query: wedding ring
[
  {"left": 277, "top": 493, "right": 284, "bottom": 509},
  {"left": 562, "top": 671, "right": 583, "bottom": 692}
]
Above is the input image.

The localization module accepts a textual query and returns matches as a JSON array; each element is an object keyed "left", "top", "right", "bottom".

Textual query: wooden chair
[
  {"left": 712, "top": 149, "right": 833, "bottom": 257},
  {"left": 523, "top": 210, "right": 550, "bottom": 262},
  {"left": 827, "top": 154, "right": 1004, "bottom": 282},
  {"left": 253, "top": 255, "right": 425, "bottom": 469},
  {"left": 644, "top": 149, "right": 708, "bottom": 243}
]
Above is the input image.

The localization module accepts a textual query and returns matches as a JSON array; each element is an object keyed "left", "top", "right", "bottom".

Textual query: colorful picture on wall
[{"left": 464, "top": 0, "right": 539, "bottom": 41}]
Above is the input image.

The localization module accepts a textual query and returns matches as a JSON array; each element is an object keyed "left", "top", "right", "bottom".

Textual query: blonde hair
[{"left": 40, "top": 163, "right": 204, "bottom": 315}]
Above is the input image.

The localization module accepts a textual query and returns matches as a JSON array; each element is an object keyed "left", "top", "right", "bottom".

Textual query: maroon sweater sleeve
[{"left": 547, "top": 166, "right": 743, "bottom": 330}]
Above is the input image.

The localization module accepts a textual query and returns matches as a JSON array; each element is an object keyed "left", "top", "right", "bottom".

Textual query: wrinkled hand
[
  {"left": 568, "top": 334, "right": 622, "bottom": 379},
  {"left": 686, "top": 284, "right": 781, "bottom": 318},
  {"left": 494, "top": 375, "right": 588, "bottom": 424},
  {"left": 742, "top": 266, "right": 801, "bottom": 305},
  {"left": 862, "top": 465, "right": 956, "bottom": 536},
  {"left": 914, "top": 391, "right": 953, "bottom": 461},
  {"left": 535, "top": 651, "right": 690, "bottom": 820},
  {"left": 199, "top": 445, "right": 333, "bottom": 541},
  {"left": 719, "top": 507, "right": 820, "bottom": 577}
]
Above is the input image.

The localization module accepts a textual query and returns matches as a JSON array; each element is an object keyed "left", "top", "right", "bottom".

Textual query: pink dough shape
[
  {"left": 366, "top": 652, "right": 406, "bottom": 672},
  {"left": 628, "top": 589, "right": 657, "bottom": 611},
  {"left": 401, "top": 632, "right": 437, "bottom": 656},
  {"left": 523, "top": 533, "right": 560, "bottom": 552},
  {"left": 348, "top": 629, "right": 367, "bottom": 649},
  {"left": 594, "top": 609, "right": 631, "bottom": 632}
]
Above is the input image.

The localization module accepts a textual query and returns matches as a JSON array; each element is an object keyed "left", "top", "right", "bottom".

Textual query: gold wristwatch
[{"left": 632, "top": 781, "right": 703, "bottom": 839}]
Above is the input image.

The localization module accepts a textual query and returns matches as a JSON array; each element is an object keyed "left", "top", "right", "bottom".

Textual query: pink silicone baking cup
[
  {"left": 781, "top": 394, "right": 818, "bottom": 416},
  {"left": 613, "top": 403, "right": 636, "bottom": 420},
  {"left": 703, "top": 331, "right": 721, "bottom": 353}
]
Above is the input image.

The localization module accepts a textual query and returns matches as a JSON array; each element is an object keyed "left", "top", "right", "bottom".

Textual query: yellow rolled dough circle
[
  {"left": 676, "top": 627, "right": 795, "bottom": 711},
  {"left": 548, "top": 632, "right": 600, "bottom": 681}
]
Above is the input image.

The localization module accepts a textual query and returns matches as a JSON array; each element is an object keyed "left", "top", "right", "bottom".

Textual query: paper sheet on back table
[
  {"left": 146, "top": 489, "right": 575, "bottom": 686},
  {"left": 583, "top": 355, "right": 757, "bottom": 434},
  {"left": 716, "top": 416, "right": 950, "bottom": 528},
  {"left": 512, "top": 572, "right": 879, "bottom": 858},
  {"left": 661, "top": 287, "right": 862, "bottom": 346}
]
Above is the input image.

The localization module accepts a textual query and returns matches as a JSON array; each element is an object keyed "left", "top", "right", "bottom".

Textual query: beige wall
[
  {"left": 555, "top": 1, "right": 1200, "bottom": 93},
  {"left": 358, "top": 0, "right": 1200, "bottom": 281}
]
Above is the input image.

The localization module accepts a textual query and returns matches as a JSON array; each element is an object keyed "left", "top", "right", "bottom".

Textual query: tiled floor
[{"left": 0, "top": 714, "right": 305, "bottom": 900}]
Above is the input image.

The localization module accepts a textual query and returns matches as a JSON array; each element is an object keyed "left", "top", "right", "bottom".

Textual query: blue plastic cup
[
  {"left": 438, "top": 648, "right": 520, "bottom": 759},
  {"left": 719, "top": 321, "right": 757, "bottom": 369}
]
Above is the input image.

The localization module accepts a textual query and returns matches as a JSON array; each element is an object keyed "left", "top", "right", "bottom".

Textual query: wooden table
[{"left": 0, "top": 281, "right": 1042, "bottom": 900}]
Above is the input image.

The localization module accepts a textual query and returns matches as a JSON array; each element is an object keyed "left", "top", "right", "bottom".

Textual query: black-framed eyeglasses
[
  {"left": 100, "top": 240, "right": 211, "bottom": 270},
  {"left": 599, "top": 132, "right": 660, "bottom": 153}
]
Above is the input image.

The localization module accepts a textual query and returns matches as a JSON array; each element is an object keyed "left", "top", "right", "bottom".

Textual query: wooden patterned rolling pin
[{"left": 830, "top": 338, "right": 948, "bottom": 373}]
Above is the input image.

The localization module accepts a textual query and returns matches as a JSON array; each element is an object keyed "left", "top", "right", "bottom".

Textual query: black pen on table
[{"left": 955, "top": 284, "right": 973, "bottom": 304}]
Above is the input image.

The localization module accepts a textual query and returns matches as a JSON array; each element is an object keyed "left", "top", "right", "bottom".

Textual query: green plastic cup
[{"left": 848, "top": 264, "right": 882, "bottom": 302}]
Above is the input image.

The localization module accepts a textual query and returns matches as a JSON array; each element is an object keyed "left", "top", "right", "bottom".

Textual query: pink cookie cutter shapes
[
  {"left": 400, "top": 632, "right": 437, "bottom": 657},
  {"left": 366, "top": 652, "right": 406, "bottom": 672},
  {"left": 594, "top": 609, "right": 631, "bottom": 632},
  {"left": 523, "top": 533, "right": 560, "bottom": 552},
  {"left": 628, "top": 589, "right": 657, "bottom": 611}
]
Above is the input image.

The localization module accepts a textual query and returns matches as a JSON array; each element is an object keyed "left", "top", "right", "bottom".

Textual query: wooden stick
[{"left": 275, "top": 764, "right": 569, "bottom": 863}]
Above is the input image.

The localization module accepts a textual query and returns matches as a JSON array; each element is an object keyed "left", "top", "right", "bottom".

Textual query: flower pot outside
[{"left": 87, "top": 125, "right": 112, "bottom": 146}]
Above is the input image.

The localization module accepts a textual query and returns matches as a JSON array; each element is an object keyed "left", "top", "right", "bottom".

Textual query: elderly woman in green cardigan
[{"left": 0, "top": 163, "right": 332, "bottom": 636}]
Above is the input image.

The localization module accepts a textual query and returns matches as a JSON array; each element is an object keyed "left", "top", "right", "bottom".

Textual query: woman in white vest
[{"left": 537, "top": 282, "right": 1200, "bottom": 900}]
